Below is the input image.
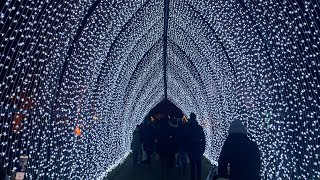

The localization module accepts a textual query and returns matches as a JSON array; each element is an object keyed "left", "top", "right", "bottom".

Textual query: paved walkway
[{"left": 105, "top": 153, "right": 212, "bottom": 180}]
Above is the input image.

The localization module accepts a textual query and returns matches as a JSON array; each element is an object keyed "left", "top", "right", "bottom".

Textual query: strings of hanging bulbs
[{"left": 0, "top": 0, "right": 319, "bottom": 179}]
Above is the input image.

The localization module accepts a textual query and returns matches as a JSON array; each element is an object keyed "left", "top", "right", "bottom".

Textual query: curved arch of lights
[{"left": 0, "top": 0, "right": 319, "bottom": 179}]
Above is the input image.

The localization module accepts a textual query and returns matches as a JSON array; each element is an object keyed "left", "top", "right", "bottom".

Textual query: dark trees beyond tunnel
[{"left": 147, "top": 99, "right": 184, "bottom": 119}]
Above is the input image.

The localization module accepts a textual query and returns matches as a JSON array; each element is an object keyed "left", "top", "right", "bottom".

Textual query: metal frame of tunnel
[
  {"left": 54, "top": 0, "right": 239, "bottom": 114},
  {"left": 183, "top": 2, "right": 236, "bottom": 79},
  {"left": 56, "top": 0, "right": 102, "bottom": 102},
  {"left": 55, "top": 0, "right": 154, "bottom": 105},
  {"left": 168, "top": 20, "right": 226, "bottom": 71},
  {"left": 163, "top": 0, "right": 170, "bottom": 99},
  {"left": 123, "top": 38, "right": 163, "bottom": 105},
  {"left": 94, "top": 0, "right": 155, "bottom": 90},
  {"left": 167, "top": 38, "right": 209, "bottom": 104},
  {"left": 110, "top": 19, "right": 163, "bottom": 96}
]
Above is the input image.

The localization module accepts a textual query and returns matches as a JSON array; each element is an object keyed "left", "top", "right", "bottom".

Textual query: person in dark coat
[
  {"left": 186, "top": 113, "right": 206, "bottom": 180},
  {"left": 155, "top": 117, "right": 177, "bottom": 180},
  {"left": 141, "top": 120, "right": 155, "bottom": 166},
  {"left": 176, "top": 118, "right": 188, "bottom": 176},
  {"left": 0, "top": 160, "right": 9, "bottom": 180},
  {"left": 168, "top": 117, "right": 178, "bottom": 155},
  {"left": 131, "top": 125, "right": 142, "bottom": 166},
  {"left": 218, "top": 119, "right": 261, "bottom": 180}
]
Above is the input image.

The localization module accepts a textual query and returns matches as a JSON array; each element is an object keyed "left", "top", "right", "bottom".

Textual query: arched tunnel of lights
[{"left": 0, "top": 0, "right": 319, "bottom": 179}]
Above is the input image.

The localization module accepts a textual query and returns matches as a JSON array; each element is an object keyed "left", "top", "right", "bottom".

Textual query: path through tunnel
[{"left": 0, "top": 0, "right": 320, "bottom": 179}]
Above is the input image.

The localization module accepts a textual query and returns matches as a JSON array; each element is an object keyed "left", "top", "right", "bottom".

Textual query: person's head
[
  {"left": 228, "top": 119, "right": 247, "bottom": 135},
  {"left": 189, "top": 113, "right": 198, "bottom": 125},
  {"left": 190, "top": 113, "right": 196, "bottom": 121},
  {"left": 135, "top": 125, "right": 140, "bottom": 131}
]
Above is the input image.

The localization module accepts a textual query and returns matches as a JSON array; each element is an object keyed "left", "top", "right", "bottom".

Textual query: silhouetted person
[
  {"left": 131, "top": 125, "right": 142, "bottom": 166},
  {"left": 0, "top": 160, "right": 9, "bottom": 180},
  {"left": 141, "top": 120, "right": 155, "bottom": 166},
  {"left": 155, "top": 117, "right": 176, "bottom": 180},
  {"left": 187, "top": 113, "right": 206, "bottom": 180},
  {"left": 168, "top": 117, "right": 178, "bottom": 155},
  {"left": 176, "top": 118, "right": 188, "bottom": 176},
  {"left": 218, "top": 119, "right": 261, "bottom": 180}
]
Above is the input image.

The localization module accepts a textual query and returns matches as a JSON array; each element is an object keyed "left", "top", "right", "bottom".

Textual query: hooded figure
[{"left": 218, "top": 119, "right": 261, "bottom": 180}]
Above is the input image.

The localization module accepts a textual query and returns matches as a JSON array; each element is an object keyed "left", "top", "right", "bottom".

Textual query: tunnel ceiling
[{"left": 0, "top": 0, "right": 320, "bottom": 179}]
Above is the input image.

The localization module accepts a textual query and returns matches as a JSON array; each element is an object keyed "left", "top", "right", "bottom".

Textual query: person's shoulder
[
  {"left": 196, "top": 124, "right": 204, "bottom": 131},
  {"left": 223, "top": 135, "right": 233, "bottom": 145},
  {"left": 248, "top": 139, "right": 260, "bottom": 151},
  {"left": 248, "top": 138, "right": 258, "bottom": 146}
]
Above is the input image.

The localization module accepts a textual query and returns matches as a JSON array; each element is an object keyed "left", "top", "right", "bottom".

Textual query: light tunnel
[{"left": 0, "top": 0, "right": 319, "bottom": 179}]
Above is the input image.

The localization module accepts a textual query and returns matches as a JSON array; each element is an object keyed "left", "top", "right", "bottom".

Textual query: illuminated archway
[{"left": 0, "top": 0, "right": 319, "bottom": 179}]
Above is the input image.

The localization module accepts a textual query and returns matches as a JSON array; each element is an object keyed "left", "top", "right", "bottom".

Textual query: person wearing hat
[{"left": 217, "top": 119, "right": 261, "bottom": 180}]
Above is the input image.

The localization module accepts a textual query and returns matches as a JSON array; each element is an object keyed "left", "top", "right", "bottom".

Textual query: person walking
[
  {"left": 186, "top": 113, "right": 206, "bottom": 180},
  {"left": 131, "top": 125, "right": 142, "bottom": 166},
  {"left": 155, "top": 117, "right": 176, "bottom": 180},
  {"left": 176, "top": 118, "right": 188, "bottom": 176},
  {"left": 218, "top": 119, "right": 261, "bottom": 180},
  {"left": 141, "top": 120, "right": 155, "bottom": 167}
]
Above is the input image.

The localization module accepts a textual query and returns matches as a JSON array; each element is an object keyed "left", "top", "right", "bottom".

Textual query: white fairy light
[{"left": 1, "top": 0, "right": 319, "bottom": 179}]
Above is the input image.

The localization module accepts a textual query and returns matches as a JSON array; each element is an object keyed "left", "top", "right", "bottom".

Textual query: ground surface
[{"left": 105, "top": 153, "right": 212, "bottom": 180}]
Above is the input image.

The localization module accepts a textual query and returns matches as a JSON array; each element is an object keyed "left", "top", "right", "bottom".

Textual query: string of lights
[{"left": 1, "top": 0, "right": 319, "bottom": 179}]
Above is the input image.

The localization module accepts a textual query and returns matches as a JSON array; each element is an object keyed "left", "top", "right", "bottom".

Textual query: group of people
[
  {"left": 131, "top": 113, "right": 261, "bottom": 180},
  {"left": 131, "top": 112, "right": 206, "bottom": 180}
]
